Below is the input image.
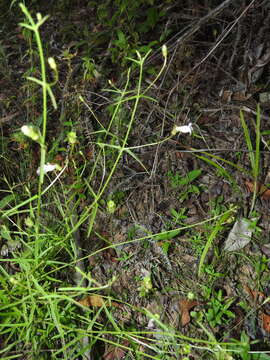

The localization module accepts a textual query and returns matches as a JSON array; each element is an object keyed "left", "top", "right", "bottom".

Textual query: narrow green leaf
[
  {"left": 0, "top": 195, "right": 14, "bottom": 210},
  {"left": 153, "top": 229, "right": 181, "bottom": 241},
  {"left": 198, "top": 207, "right": 236, "bottom": 277}
]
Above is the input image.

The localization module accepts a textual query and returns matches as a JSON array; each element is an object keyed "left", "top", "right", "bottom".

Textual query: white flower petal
[
  {"left": 36, "top": 163, "right": 57, "bottom": 175},
  {"left": 171, "top": 123, "right": 193, "bottom": 136},
  {"left": 175, "top": 123, "right": 193, "bottom": 134}
]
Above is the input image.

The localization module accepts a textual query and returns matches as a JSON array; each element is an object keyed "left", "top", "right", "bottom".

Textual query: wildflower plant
[{"left": 19, "top": 3, "right": 57, "bottom": 227}]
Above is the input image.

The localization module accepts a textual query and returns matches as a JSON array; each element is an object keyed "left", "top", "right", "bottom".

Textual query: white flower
[
  {"left": 171, "top": 123, "right": 193, "bottom": 136},
  {"left": 36, "top": 163, "right": 58, "bottom": 175},
  {"left": 162, "top": 44, "right": 167, "bottom": 58},
  {"left": 48, "top": 57, "right": 57, "bottom": 71},
  {"left": 21, "top": 124, "right": 41, "bottom": 142}
]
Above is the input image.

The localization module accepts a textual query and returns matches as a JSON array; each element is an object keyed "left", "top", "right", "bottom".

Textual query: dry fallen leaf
[
  {"left": 262, "top": 313, "right": 270, "bottom": 333},
  {"left": 224, "top": 217, "right": 255, "bottom": 252},
  {"left": 243, "top": 285, "right": 265, "bottom": 304},
  {"left": 79, "top": 295, "right": 119, "bottom": 307},
  {"left": 179, "top": 298, "right": 199, "bottom": 326},
  {"left": 245, "top": 181, "right": 270, "bottom": 200},
  {"left": 102, "top": 247, "right": 118, "bottom": 263},
  {"left": 232, "top": 90, "right": 252, "bottom": 101},
  {"left": 103, "top": 340, "right": 129, "bottom": 360},
  {"left": 243, "top": 287, "right": 270, "bottom": 334}
]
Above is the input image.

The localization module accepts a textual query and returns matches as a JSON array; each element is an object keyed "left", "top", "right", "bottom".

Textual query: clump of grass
[{"left": 240, "top": 106, "right": 261, "bottom": 216}]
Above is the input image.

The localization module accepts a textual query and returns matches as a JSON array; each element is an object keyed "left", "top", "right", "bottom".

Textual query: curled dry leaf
[
  {"left": 79, "top": 295, "right": 119, "bottom": 307},
  {"left": 245, "top": 181, "right": 270, "bottom": 200},
  {"left": 179, "top": 298, "right": 199, "bottom": 326}
]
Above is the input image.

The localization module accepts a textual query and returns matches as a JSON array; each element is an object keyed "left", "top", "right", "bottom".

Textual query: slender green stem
[
  {"left": 65, "top": 53, "right": 151, "bottom": 240},
  {"left": 198, "top": 207, "right": 236, "bottom": 277},
  {"left": 240, "top": 107, "right": 261, "bottom": 216},
  {"left": 249, "top": 104, "right": 261, "bottom": 216},
  {"left": 19, "top": 4, "right": 50, "bottom": 259}
]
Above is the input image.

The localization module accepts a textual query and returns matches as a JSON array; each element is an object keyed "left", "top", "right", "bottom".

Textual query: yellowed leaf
[{"left": 79, "top": 295, "right": 119, "bottom": 308}]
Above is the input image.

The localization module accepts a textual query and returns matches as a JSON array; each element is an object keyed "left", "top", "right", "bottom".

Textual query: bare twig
[
  {"left": 146, "top": 0, "right": 235, "bottom": 67},
  {"left": 183, "top": 0, "right": 256, "bottom": 79}
]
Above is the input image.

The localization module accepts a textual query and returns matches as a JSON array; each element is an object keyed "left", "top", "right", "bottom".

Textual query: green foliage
[
  {"left": 226, "top": 332, "right": 270, "bottom": 360},
  {"left": 189, "top": 232, "right": 206, "bottom": 256},
  {"left": 95, "top": 0, "right": 166, "bottom": 64},
  {"left": 153, "top": 228, "right": 181, "bottom": 241},
  {"left": 168, "top": 169, "right": 202, "bottom": 188},
  {"left": 204, "top": 288, "right": 235, "bottom": 328},
  {"left": 167, "top": 169, "right": 202, "bottom": 202},
  {"left": 138, "top": 271, "right": 153, "bottom": 297},
  {"left": 170, "top": 207, "right": 187, "bottom": 226},
  {"left": 240, "top": 107, "right": 261, "bottom": 216},
  {"left": 198, "top": 206, "right": 237, "bottom": 277},
  {"left": 209, "top": 196, "right": 228, "bottom": 216},
  {"left": 82, "top": 56, "right": 100, "bottom": 81}
]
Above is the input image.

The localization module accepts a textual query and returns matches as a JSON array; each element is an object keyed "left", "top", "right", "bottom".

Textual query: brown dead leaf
[
  {"left": 232, "top": 90, "right": 252, "bottom": 101},
  {"left": 220, "top": 89, "right": 233, "bottom": 102},
  {"left": 262, "top": 313, "right": 270, "bottom": 333},
  {"left": 53, "top": 154, "right": 65, "bottom": 162},
  {"left": 245, "top": 181, "right": 270, "bottom": 200},
  {"left": 79, "top": 295, "right": 119, "bottom": 307},
  {"left": 262, "top": 190, "right": 270, "bottom": 200},
  {"left": 102, "top": 247, "right": 118, "bottom": 263},
  {"left": 103, "top": 340, "right": 129, "bottom": 360},
  {"left": 85, "top": 148, "right": 94, "bottom": 160},
  {"left": 243, "top": 285, "right": 265, "bottom": 304},
  {"left": 179, "top": 298, "right": 199, "bottom": 326}
]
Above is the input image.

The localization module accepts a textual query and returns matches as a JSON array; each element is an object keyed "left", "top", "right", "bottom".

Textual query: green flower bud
[
  {"left": 67, "top": 131, "right": 77, "bottom": 145},
  {"left": 107, "top": 200, "right": 116, "bottom": 214},
  {"left": 162, "top": 44, "right": 167, "bottom": 58}
]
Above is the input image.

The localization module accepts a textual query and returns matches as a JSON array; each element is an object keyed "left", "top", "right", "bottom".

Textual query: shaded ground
[{"left": 1, "top": 0, "right": 270, "bottom": 358}]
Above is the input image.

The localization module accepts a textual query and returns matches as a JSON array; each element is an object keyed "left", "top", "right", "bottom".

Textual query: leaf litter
[{"left": 224, "top": 217, "right": 257, "bottom": 252}]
